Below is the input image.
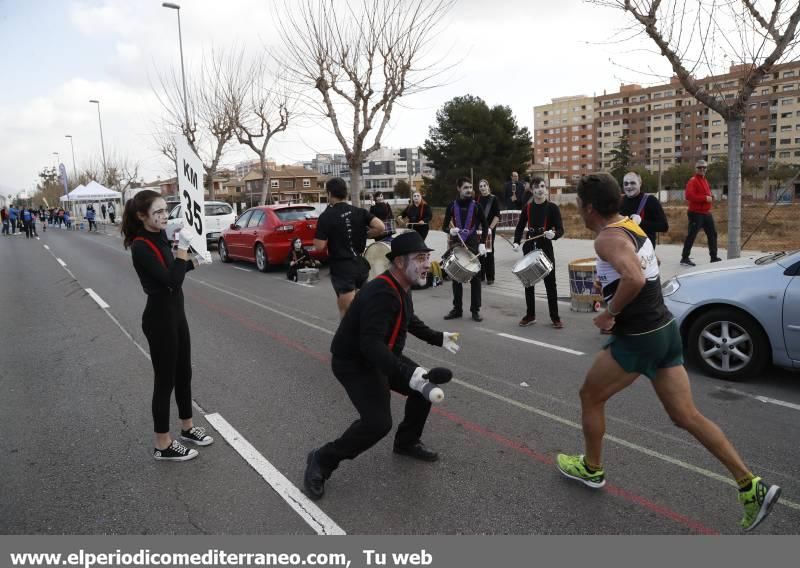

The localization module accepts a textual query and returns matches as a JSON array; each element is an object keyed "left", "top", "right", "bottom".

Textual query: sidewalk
[{"left": 421, "top": 230, "right": 732, "bottom": 302}]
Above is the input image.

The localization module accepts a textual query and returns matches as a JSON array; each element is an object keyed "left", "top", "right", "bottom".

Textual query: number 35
[{"left": 182, "top": 190, "right": 203, "bottom": 235}]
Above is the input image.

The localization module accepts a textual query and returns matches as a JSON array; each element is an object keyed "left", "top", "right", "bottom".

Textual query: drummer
[
  {"left": 369, "top": 192, "right": 395, "bottom": 241},
  {"left": 476, "top": 179, "right": 500, "bottom": 285},
  {"left": 513, "top": 177, "right": 564, "bottom": 328},
  {"left": 443, "top": 178, "right": 488, "bottom": 322},
  {"left": 399, "top": 192, "right": 432, "bottom": 241}
]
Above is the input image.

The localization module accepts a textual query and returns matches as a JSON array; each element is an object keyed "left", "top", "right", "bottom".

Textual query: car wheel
[
  {"left": 218, "top": 239, "right": 231, "bottom": 263},
  {"left": 687, "top": 308, "right": 769, "bottom": 381},
  {"left": 255, "top": 243, "right": 269, "bottom": 272}
]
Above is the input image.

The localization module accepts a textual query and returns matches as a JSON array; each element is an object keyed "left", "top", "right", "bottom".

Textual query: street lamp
[
  {"left": 88, "top": 99, "right": 108, "bottom": 180},
  {"left": 52, "top": 151, "right": 60, "bottom": 168},
  {"left": 162, "top": 2, "right": 191, "bottom": 131},
  {"left": 65, "top": 135, "right": 78, "bottom": 184}
]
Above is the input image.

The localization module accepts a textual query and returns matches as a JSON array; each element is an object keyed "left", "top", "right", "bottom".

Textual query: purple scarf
[{"left": 452, "top": 200, "right": 477, "bottom": 242}]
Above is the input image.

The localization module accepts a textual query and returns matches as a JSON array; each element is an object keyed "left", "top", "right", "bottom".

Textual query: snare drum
[
  {"left": 363, "top": 241, "right": 391, "bottom": 280},
  {"left": 568, "top": 258, "right": 603, "bottom": 312},
  {"left": 512, "top": 249, "right": 553, "bottom": 288},
  {"left": 442, "top": 246, "right": 481, "bottom": 284},
  {"left": 297, "top": 267, "right": 320, "bottom": 284}
]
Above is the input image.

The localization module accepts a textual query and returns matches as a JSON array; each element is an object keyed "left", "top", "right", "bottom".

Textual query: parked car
[
  {"left": 166, "top": 201, "right": 236, "bottom": 248},
  {"left": 662, "top": 250, "right": 800, "bottom": 381},
  {"left": 218, "top": 204, "right": 326, "bottom": 271}
]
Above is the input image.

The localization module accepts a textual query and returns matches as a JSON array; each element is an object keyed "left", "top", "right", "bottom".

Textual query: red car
[{"left": 218, "top": 205, "right": 327, "bottom": 271}]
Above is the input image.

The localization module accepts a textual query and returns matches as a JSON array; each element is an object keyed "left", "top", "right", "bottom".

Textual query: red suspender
[
  {"left": 526, "top": 202, "right": 548, "bottom": 230},
  {"left": 376, "top": 274, "right": 403, "bottom": 350},
  {"left": 418, "top": 203, "right": 425, "bottom": 222},
  {"left": 134, "top": 237, "right": 166, "bottom": 268}
]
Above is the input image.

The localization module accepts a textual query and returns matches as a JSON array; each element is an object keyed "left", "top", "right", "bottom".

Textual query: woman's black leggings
[{"left": 142, "top": 294, "right": 192, "bottom": 433}]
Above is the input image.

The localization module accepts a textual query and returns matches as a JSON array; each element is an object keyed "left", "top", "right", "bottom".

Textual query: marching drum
[
  {"left": 568, "top": 258, "right": 603, "bottom": 312},
  {"left": 297, "top": 267, "right": 319, "bottom": 284},
  {"left": 512, "top": 249, "right": 553, "bottom": 288},
  {"left": 363, "top": 241, "right": 392, "bottom": 280},
  {"left": 442, "top": 246, "right": 481, "bottom": 284}
]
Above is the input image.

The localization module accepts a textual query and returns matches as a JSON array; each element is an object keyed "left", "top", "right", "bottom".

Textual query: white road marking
[
  {"left": 43, "top": 245, "right": 50, "bottom": 250},
  {"left": 56, "top": 258, "right": 67, "bottom": 267},
  {"left": 205, "top": 413, "right": 345, "bottom": 535},
  {"left": 284, "top": 279, "right": 315, "bottom": 288},
  {"left": 496, "top": 332, "right": 585, "bottom": 356},
  {"left": 233, "top": 266, "right": 253, "bottom": 272},
  {"left": 85, "top": 288, "right": 110, "bottom": 309},
  {"left": 720, "top": 388, "right": 800, "bottom": 413}
]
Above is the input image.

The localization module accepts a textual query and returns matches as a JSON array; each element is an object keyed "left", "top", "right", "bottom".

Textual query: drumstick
[{"left": 498, "top": 233, "right": 544, "bottom": 247}]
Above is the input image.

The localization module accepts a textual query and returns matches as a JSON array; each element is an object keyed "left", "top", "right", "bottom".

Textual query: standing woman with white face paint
[
  {"left": 476, "top": 179, "right": 500, "bottom": 285},
  {"left": 513, "top": 177, "right": 564, "bottom": 328},
  {"left": 618, "top": 172, "right": 669, "bottom": 249},
  {"left": 399, "top": 192, "right": 432, "bottom": 241}
]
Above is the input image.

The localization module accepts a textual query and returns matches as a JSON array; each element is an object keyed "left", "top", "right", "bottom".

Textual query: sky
[{"left": 0, "top": 0, "right": 679, "bottom": 199}]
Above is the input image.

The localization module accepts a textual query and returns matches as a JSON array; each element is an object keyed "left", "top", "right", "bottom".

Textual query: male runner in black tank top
[{"left": 555, "top": 173, "right": 779, "bottom": 532}]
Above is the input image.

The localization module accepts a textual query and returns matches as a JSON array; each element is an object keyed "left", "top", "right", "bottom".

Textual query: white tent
[
  {"left": 68, "top": 181, "right": 121, "bottom": 201},
  {"left": 59, "top": 184, "right": 86, "bottom": 202}
]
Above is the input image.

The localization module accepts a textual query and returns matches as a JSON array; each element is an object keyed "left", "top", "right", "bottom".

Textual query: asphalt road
[{"left": 1, "top": 228, "right": 799, "bottom": 535}]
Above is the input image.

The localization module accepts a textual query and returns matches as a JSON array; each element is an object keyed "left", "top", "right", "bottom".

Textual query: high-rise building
[{"left": 533, "top": 95, "right": 595, "bottom": 183}]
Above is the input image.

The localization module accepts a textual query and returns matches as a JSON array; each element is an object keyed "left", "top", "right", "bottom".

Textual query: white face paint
[
  {"left": 412, "top": 193, "right": 421, "bottom": 205},
  {"left": 459, "top": 183, "right": 473, "bottom": 199},
  {"left": 622, "top": 173, "right": 641, "bottom": 197},
  {"left": 478, "top": 181, "right": 490, "bottom": 196},
  {"left": 293, "top": 240, "right": 302, "bottom": 250},
  {"left": 533, "top": 182, "right": 547, "bottom": 204},
  {"left": 403, "top": 253, "right": 431, "bottom": 286}
]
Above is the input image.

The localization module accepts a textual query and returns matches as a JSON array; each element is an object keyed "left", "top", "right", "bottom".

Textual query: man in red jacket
[{"left": 680, "top": 160, "right": 722, "bottom": 266}]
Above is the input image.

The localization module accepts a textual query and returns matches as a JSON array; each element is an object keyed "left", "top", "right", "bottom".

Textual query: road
[{"left": 1, "top": 228, "right": 799, "bottom": 535}]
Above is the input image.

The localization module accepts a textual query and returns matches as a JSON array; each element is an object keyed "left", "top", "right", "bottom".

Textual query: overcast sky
[{"left": 0, "top": 0, "right": 677, "bottom": 198}]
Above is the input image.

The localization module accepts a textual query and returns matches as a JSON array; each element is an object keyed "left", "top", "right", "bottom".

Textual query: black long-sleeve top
[
  {"left": 442, "top": 197, "right": 488, "bottom": 252},
  {"left": 131, "top": 229, "right": 193, "bottom": 296},
  {"left": 331, "top": 271, "right": 443, "bottom": 382},
  {"left": 476, "top": 194, "right": 500, "bottom": 228},
  {"left": 619, "top": 193, "right": 669, "bottom": 247},
  {"left": 369, "top": 202, "right": 394, "bottom": 222},
  {"left": 514, "top": 200, "right": 564, "bottom": 256},
  {"left": 400, "top": 202, "right": 432, "bottom": 224}
]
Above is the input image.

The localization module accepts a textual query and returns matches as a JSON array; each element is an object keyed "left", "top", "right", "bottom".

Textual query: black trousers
[
  {"left": 315, "top": 355, "right": 432, "bottom": 474},
  {"left": 478, "top": 228, "right": 496, "bottom": 282},
  {"left": 452, "top": 273, "right": 481, "bottom": 313},
  {"left": 523, "top": 242, "right": 560, "bottom": 322},
  {"left": 141, "top": 293, "right": 193, "bottom": 433},
  {"left": 411, "top": 223, "right": 429, "bottom": 241},
  {"left": 682, "top": 211, "right": 718, "bottom": 260}
]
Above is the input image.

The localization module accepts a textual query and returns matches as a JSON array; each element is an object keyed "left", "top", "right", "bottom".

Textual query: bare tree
[
  {"left": 595, "top": 0, "right": 800, "bottom": 258},
  {"left": 154, "top": 49, "right": 247, "bottom": 200},
  {"left": 231, "top": 61, "right": 292, "bottom": 205},
  {"left": 278, "top": 0, "right": 454, "bottom": 207}
]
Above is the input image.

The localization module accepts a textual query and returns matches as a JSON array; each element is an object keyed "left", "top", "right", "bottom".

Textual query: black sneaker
[
  {"left": 393, "top": 441, "right": 439, "bottom": 462},
  {"left": 180, "top": 426, "right": 214, "bottom": 446},
  {"left": 154, "top": 440, "right": 198, "bottom": 461},
  {"left": 710, "top": 257, "right": 723, "bottom": 263},
  {"left": 471, "top": 311, "right": 483, "bottom": 322},
  {"left": 304, "top": 450, "right": 327, "bottom": 501},
  {"left": 444, "top": 309, "right": 462, "bottom": 320},
  {"left": 680, "top": 258, "right": 696, "bottom": 267},
  {"left": 519, "top": 315, "right": 536, "bottom": 327}
]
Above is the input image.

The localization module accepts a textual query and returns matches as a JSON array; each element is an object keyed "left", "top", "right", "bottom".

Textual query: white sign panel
[{"left": 175, "top": 135, "right": 207, "bottom": 257}]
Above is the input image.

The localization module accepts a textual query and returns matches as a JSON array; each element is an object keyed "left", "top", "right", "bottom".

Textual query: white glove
[
  {"left": 544, "top": 229, "right": 556, "bottom": 240},
  {"left": 512, "top": 242, "right": 520, "bottom": 251},
  {"left": 409, "top": 367, "right": 444, "bottom": 404},
  {"left": 478, "top": 243, "right": 487, "bottom": 256},
  {"left": 630, "top": 214, "right": 642, "bottom": 225},
  {"left": 449, "top": 227, "right": 460, "bottom": 237},
  {"left": 194, "top": 251, "right": 212, "bottom": 265},
  {"left": 442, "top": 332, "right": 460, "bottom": 354},
  {"left": 176, "top": 229, "right": 193, "bottom": 251}
]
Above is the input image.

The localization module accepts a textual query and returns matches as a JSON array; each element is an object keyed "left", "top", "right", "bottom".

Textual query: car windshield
[
  {"left": 754, "top": 250, "right": 798, "bottom": 265},
  {"left": 274, "top": 207, "right": 316, "bottom": 222}
]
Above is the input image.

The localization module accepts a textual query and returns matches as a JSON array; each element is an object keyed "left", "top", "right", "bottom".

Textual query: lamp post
[
  {"left": 88, "top": 99, "right": 108, "bottom": 180},
  {"left": 162, "top": 2, "right": 191, "bottom": 131},
  {"left": 65, "top": 135, "right": 78, "bottom": 184},
  {"left": 52, "top": 152, "right": 60, "bottom": 169}
]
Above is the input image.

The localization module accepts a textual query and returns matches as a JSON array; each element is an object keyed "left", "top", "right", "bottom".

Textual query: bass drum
[{"left": 362, "top": 241, "right": 391, "bottom": 280}]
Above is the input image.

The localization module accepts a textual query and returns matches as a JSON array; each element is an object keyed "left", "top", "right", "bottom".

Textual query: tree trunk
[
  {"left": 207, "top": 169, "right": 216, "bottom": 200},
  {"left": 259, "top": 157, "right": 269, "bottom": 206},
  {"left": 349, "top": 165, "right": 363, "bottom": 207},
  {"left": 726, "top": 118, "right": 743, "bottom": 259}
]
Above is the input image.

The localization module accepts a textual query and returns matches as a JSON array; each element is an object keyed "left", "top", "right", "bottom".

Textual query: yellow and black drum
[{"left": 568, "top": 258, "right": 603, "bottom": 312}]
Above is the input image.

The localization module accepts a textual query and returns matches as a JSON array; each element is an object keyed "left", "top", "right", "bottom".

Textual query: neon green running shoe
[
  {"left": 556, "top": 454, "right": 606, "bottom": 488},
  {"left": 739, "top": 477, "right": 780, "bottom": 532}
]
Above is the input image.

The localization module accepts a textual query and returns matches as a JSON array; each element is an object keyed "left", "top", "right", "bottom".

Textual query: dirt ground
[{"left": 427, "top": 200, "right": 800, "bottom": 252}]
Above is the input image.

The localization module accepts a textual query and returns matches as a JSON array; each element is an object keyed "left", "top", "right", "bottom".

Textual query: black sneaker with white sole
[
  {"left": 154, "top": 440, "right": 198, "bottom": 461},
  {"left": 680, "top": 258, "right": 696, "bottom": 267},
  {"left": 180, "top": 426, "right": 214, "bottom": 446}
]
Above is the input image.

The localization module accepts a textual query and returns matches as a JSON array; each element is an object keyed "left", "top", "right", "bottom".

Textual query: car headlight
[{"left": 662, "top": 277, "right": 680, "bottom": 297}]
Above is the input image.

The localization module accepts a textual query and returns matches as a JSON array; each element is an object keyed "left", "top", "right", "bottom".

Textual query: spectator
[
  {"left": 101, "top": 203, "right": 107, "bottom": 221},
  {"left": 108, "top": 202, "right": 116, "bottom": 224},
  {"left": 1, "top": 206, "right": 8, "bottom": 236},
  {"left": 681, "top": 160, "right": 722, "bottom": 266},
  {"left": 503, "top": 171, "right": 525, "bottom": 210},
  {"left": 9, "top": 205, "right": 18, "bottom": 235},
  {"left": 86, "top": 205, "right": 97, "bottom": 232}
]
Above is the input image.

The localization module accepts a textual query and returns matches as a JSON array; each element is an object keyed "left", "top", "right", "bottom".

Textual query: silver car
[{"left": 662, "top": 250, "right": 800, "bottom": 381}]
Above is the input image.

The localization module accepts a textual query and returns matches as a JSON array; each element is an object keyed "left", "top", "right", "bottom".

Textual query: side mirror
[{"left": 230, "top": 223, "right": 238, "bottom": 230}]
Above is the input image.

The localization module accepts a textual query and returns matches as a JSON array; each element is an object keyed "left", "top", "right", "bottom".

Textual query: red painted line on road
[
  {"left": 188, "top": 288, "right": 719, "bottom": 534},
  {"left": 433, "top": 407, "right": 720, "bottom": 535}
]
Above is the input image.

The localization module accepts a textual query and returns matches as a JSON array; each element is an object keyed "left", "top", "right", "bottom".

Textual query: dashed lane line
[{"left": 85, "top": 288, "right": 110, "bottom": 309}]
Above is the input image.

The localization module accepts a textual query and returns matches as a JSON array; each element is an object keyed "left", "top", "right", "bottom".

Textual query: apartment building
[
  {"left": 595, "top": 61, "right": 800, "bottom": 176},
  {"left": 533, "top": 95, "right": 595, "bottom": 183}
]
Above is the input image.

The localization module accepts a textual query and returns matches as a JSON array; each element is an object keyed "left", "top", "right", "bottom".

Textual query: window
[
  {"left": 302, "top": 178, "right": 311, "bottom": 188},
  {"left": 271, "top": 179, "right": 279, "bottom": 188},
  {"left": 783, "top": 71, "right": 795, "bottom": 78},
  {"left": 781, "top": 98, "right": 793, "bottom": 105},
  {"left": 206, "top": 203, "right": 233, "bottom": 216},
  {"left": 712, "top": 119, "right": 722, "bottom": 126},
  {"left": 275, "top": 206, "right": 316, "bottom": 222},
  {"left": 246, "top": 210, "right": 265, "bottom": 228},
  {"left": 779, "top": 151, "right": 791, "bottom": 158},
  {"left": 783, "top": 84, "right": 795, "bottom": 91},
  {"left": 235, "top": 210, "right": 253, "bottom": 227}
]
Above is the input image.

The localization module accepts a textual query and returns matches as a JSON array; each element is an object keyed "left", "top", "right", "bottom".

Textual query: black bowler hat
[{"left": 386, "top": 231, "right": 434, "bottom": 260}]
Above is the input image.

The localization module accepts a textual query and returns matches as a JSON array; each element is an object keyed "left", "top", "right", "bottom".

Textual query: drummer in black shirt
[
  {"left": 398, "top": 191, "right": 433, "bottom": 241},
  {"left": 618, "top": 171, "right": 669, "bottom": 249},
  {"left": 314, "top": 178, "right": 385, "bottom": 318},
  {"left": 476, "top": 178, "right": 500, "bottom": 285},
  {"left": 513, "top": 177, "right": 564, "bottom": 328},
  {"left": 368, "top": 192, "right": 395, "bottom": 239},
  {"left": 442, "top": 177, "right": 488, "bottom": 322},
  {"left": 303, "top": 231, "right": 461, "bottom": 501}
]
